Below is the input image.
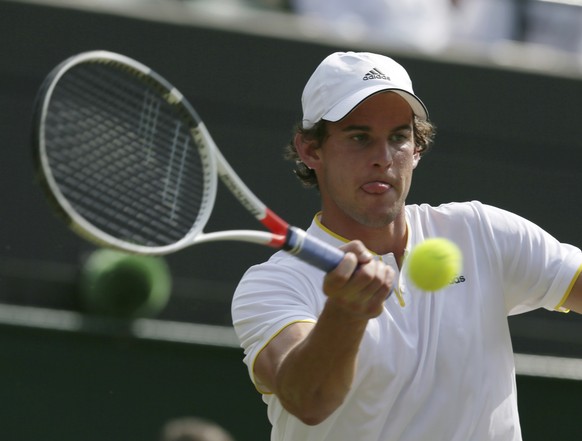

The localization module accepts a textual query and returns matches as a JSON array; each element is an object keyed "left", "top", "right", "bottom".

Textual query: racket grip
[{"left": 286, "top": 227, "right": 345, "bottom": 272}]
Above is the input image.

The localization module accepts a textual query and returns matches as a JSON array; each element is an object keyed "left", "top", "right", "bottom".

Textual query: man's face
[{"left": 315, "top": 92, "right": 420, "bottom": 230}]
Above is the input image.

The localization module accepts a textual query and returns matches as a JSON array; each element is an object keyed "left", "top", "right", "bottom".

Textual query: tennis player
[{"left": 231, "top": 51, "right": 582, "bottom": 441}]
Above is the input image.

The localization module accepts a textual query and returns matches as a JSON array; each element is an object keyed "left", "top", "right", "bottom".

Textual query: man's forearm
[{"left": 274, "top": 301, "right": 369, "bottom": 425}]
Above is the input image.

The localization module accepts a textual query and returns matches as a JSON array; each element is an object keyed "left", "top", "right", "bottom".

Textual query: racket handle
[{"left": 286, "top": 227, "right": 345, "bottom": 272}]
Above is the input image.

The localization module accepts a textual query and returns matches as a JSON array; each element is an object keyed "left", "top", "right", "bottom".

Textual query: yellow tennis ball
[{"left": 407, "top": 238, "right": 462, "bottom": 291}]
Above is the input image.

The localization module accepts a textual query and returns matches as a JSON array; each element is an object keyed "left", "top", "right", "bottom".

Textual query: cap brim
[{"left": 323, "top": 85, "right": 428, "bottom": 122}]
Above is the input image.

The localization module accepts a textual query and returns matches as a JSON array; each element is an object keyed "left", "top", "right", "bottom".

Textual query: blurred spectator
[
  {"left": 289, "top": 0, "right": 459, "bottom": 53},
  {"left": 453, "top": 0, "right": 518, "bottom": 44},
  {"left": 524, "top": 0, "right": 582, "bottom": 54},
  {"left": 160, "top": 417, "right": 235, "bottom": 441},
  {"left": 453, "top": 0, "right": 582, "bottom": 55},
  {"left": 289, "top": 0, "right": 582, "bottom": 56},
  {"left": 183, "top": 0, "right": 291, "bottom": 11}
]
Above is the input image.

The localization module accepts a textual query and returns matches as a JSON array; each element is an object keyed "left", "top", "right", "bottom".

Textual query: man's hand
[{"left": 323, "top": 240, "right": 394, "bottom": 318}]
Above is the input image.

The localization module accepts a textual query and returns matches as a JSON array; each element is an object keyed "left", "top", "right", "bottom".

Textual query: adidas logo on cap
[{"left": 363, "top": 68, "right": 391, "bottom": 81}]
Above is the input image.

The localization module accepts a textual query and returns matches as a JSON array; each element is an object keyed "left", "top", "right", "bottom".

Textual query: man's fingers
[
  {"left": 339, "top": 240, "right": 374, "bottom": 264},
  {"left": 323, "top": 250, "right": 395, "bottom": 318}
]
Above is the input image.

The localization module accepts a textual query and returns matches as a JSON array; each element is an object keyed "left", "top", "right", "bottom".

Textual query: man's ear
[
  {"left": 412, "top": 150, "right": 421, "bottom": 169},
  {"left": 294, "top": 132, "right": 321, "bottom": 169}
]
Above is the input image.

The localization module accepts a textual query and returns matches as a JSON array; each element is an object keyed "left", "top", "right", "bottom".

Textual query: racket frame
[{"left": 35, "top": 50, "right": 343, "bottom": 271}]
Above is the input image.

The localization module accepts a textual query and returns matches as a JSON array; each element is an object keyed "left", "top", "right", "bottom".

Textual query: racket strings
[
  {"left": 44, "top": 62, "right": 208, "bottom": 247},
  {"left": 53, "top": 163, "right": 184, "bottom": 245}
]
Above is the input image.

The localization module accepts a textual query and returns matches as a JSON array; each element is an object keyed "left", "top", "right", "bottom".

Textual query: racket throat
[{"left": 261, "top": 208, "right": 290, "bottom": 247}]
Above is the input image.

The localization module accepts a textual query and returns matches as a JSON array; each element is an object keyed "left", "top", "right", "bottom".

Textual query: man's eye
[
  {"left": 390, "top": 133, "right": 411, "bottom": 144},
  {"left": 352, "top": 134, "right": 369, "bottom": 143}
]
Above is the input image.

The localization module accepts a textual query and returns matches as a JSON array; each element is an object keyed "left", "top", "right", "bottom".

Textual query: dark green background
[{"left": 0, "top": 1, "right": 580, "bottom": 440}]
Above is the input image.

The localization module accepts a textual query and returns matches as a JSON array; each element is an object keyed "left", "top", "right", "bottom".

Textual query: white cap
[{"left": 301, "top": 52, "right": 428, "bottom": 129}]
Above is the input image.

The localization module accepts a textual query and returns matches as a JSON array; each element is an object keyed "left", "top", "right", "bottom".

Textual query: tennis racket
[{"left": 33, "top": 50, "right": 344, "bottom": 272}]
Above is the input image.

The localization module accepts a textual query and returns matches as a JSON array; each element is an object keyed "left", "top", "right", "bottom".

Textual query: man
[{"left": 231, "top": 51, "right": 582, "bottom": 441}]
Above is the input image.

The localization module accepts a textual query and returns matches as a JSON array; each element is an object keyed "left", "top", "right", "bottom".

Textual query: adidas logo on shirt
[
  {"left": 363, "top": 68, "right": 391, "bottom": 81},
  {"left": 450, "top": 275, "right": 466, "bottom": 285}
]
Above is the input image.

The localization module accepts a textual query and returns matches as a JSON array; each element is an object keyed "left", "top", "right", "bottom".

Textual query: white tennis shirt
[{"left": 232, "top": 201, "right": 582, "bottom": 441}]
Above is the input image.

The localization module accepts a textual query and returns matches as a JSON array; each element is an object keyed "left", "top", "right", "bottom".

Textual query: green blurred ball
[{"left": 80, "top": 249, "right": 171, "bottom": 318}]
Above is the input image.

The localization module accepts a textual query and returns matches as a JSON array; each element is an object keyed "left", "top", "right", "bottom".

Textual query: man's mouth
[{"left": 361, "top": 181, "right": 392, "bottom": 194}]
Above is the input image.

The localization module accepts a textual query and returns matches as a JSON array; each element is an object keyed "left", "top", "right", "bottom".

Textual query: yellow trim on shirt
[
  {"left": 554, "top": 263, "right": 582, "bottom": 313},
  {"left": 313, "top": 212, "right": 412, "bottom": 254},
  {"left": 314, "top": 212, "right": 349, "bottom": 243}
]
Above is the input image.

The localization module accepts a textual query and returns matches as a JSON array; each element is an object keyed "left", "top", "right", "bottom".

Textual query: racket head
[{"left": 34, "top": 50, "right": 218, "bottom": 254}]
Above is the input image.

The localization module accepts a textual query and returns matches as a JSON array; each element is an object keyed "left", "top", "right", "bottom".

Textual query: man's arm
[
  {"left": 563, "top": 270, "right": 582, "bottom": 313},
  {"left": 253, "top": 241, "right": 394, "bottom": 425}
]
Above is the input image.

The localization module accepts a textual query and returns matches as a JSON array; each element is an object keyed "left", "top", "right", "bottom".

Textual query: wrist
[{"left": 322, "top": 298, "right": 371, "bottom": 327}]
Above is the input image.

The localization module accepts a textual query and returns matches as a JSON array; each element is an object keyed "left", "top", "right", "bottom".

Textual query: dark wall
[
  {"left": 0, "top": 322, "right": 270, "bottom": 441},
  {"left": 0, "top": 2, "right": 581, "bottom": 440},
  {"left": 0, "top": 320, "right": 581, "bottom": 441}
]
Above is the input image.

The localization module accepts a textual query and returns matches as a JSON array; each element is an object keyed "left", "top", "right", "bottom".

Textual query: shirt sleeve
[
  {"left": 480, "top": 203, "right": 582, "bottom": 315},
  {"left": 231, "top": 254, "right": 323, "bottom": 391}
]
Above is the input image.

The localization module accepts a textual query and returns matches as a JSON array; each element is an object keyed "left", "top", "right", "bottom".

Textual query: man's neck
[{"left": 318, "top": 210, "right": 408, "bottom": 263}]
